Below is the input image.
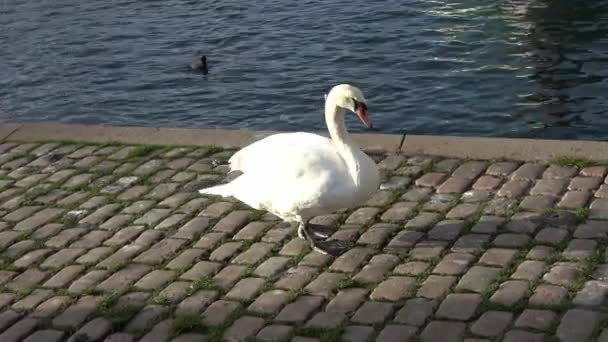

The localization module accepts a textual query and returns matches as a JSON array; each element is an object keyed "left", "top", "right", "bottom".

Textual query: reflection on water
[
  {"left": 503, "top": 0, "right": 608, "bottom": 139},
  {"left": 0, "top": 0, "right": 607, "bottom": 140}
]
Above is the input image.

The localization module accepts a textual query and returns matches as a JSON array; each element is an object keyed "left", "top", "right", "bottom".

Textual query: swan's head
[{"left": 327, "top": 84, "right": 371, "bottom": 128}]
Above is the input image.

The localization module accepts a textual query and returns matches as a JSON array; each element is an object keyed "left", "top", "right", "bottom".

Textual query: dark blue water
[{"left": 1, "top": 0, "right": 608, "bottom": 140}]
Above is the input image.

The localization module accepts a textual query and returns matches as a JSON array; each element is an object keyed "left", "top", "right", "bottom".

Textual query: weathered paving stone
[
  {"left": 275, "top": 296, "right": 324, "bottom": 323},
  {"left": 329, "top": 247, "right": 371, "bottom": 272},
  {"left": 394, "top": 261, "right": 430, "bottom": 276},
  {"left": 357, "top": 223, "right": 398, "bottom": 245},
  {"left": 194, "top": 232, "right": 226, "bottom": 250},
  {"left": 503, "top": 330, "right": 545, "bottom": 342},
  {"left": 253, "top": 256, "right": 290, "bottom": 278},
  {"left": 416, "top": 172, "right": 446, "bottom": 187},
  {"left": 487, "top": 161, "right": 519, "bottom": 176},
  {"left": 97, "top": 264, "right": 152, "bottom": 292},
  {"left": 325, "top": 288, "right": 367, "bottom": 313},
  {"left": 209, "top": 241, "right": 243, "bottom": 262},
  {"left": 437, "top": 177, "right": 473, "bottom": 194},
  {"left": 52, "top": 296, "right": 99, "bottom": 329},
  {"left": 370, "top": 276, "right": 415, "bottom": 301},
  {"left": 497, "top": 179, "right": 531, "bottom": 198},
  {"left": 225, "top": 277, "right": 265, "bottom": 301},
  {"left": 470, "top": 311, "right": 513, "bottom": 338},
  {"left": 456, "top": 266, "right": 500, "bottom": 293},
  {"left": 473, "top": 175, "right": 502, "bottom": 190},
  {"left": 410, "top": 240, "right": 448, "bottom": 260},
  {"left": 574, "top": 220, "right": 608, "bottom": 239},
  {"left": 436, "top": 293, "right": 481, "bottom": 321},
  {"left": 385, "top": 230, "right": 423, "bottom": 254},
  {"left": 68, "top": 317, "right": 112, "bottom": 342},
  {"left": 175, "top": 290, "right": 219, "bottom": 315},
  {"left": 573, "top": 280, "right": 608, "bottom": 306},
  {"left": 479, "top": 248, "right": 517, "bottom": 267},
  {"left": 275, "top": 266, "right": 317, "bottom": 290},
  {"left": 0, "top": 318, "right": 40, "bottom": 341},
  {"left": 304, "top": 272, "right": 343, "bottom": 297},
  {"left": 345, "top": 207, "right": 380, "bottom": 225},
  {"left": 511, "top": 260, "right": 545, "bottom": 281},
  {"left": 432, "top": 253, "right": 475, "bottom": 275},
  {"left": 14, "top": 208, "right": 64, "bottom": 232},
  {"left": 528, "top": 284, "right": 568, "bottom": 306},
  {"left": 134, "top": 238, "right": 187, "bottom": 264},
  {"left": 493, "top": 233, "right": 530, "bottom": 248},
  {"left": 489, "top": 280, "right": 529, "bottom": 306},
  {"left": 232, "top": 242, "right": 274, "bottom": 265},
  {"left": 417, "top": 275, "right": 457, "bottom": 299},
  {"left": 351, "top": 254, "right": 398, "bottom": 284},
  {"left": 125, "top": 305, "right": 168, "bottom": 332},
  {"left": 232, "top": 221, "right": 269, "bottom": 240},
  {"left": 166, "top": 249, "right": 205, "bottom": 270},
  {"left": 340, "top": 325, "right": 373, "bottom": 342},
  {"left": 530, "top": 179, "right": 567, "bottom": 196},
  {"left": 543, "top": 262, "right": 578, "bottom": 287},
  {"left": 6, "top": 268, "right": 49, "bottom": 291},
  {"left": 248, "top": 289, "right": 289, "bottom": 315},
  {"left": 68, "top": 270, "right": 109, "bottom": 293},
  {"left": 428, "top": 220, "right": 465, "bottom": 241},
  {"left": 563, "top": 239, "right": 597, "bottom": 260},
  {"left": 556, "top": 309, "right": 601, "bottom": 342},
  {"left": 376, "top": 324, "right": 418, "bottom": 342},
  {"left": 22, "top": 329, "right": 65, "bottom": 342},
  {"left": 213, "top": 265, "right": 248, "bottom": 290},
  {"left": 12, "top": 289, "right": 53, "bottom": 311},
  {"left": 256, "top": 325, "right": 293, "bottom": 342},
  {"left": 514, "top": 309, "right": 556, "bottom": 331},
  {"left": 535, "top": 227, "right": 569, "bottom": 245},
  {"left": 306, "top": 311, "right": 347, "bottom": 330},
  {"left": 211, "top": 210, "right": 251, "bottom": 233},
  {"left": 394, "top": 298, "right": 436, "bottom": 326},
  {"left": 31, "top": 296, "right": 72, "bottom": 318},
  {"left": 420, "top": 321, "right": 466, "bottom": 342},
  {"left": 43, "top": 265, "right": 85, "bottom": 288},
  {"left": 350, "top": 301, "right": 393, "bottom": 324},
  {"left": 223, "top": 316, "right": 265, "bottom": 341},
  {"left": 139, "top": 319, "right": 171, "bottom": 342},
  {"left": 381, "top": 202, "right": 417, "bottom": 222},
  {"left": 202, "top": 300, "right": 241, "bottom": 326}
]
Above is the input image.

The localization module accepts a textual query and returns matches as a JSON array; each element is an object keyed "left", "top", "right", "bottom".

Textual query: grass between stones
[{"left": 553, "top": 156, "right": 596, "bottom": 168}]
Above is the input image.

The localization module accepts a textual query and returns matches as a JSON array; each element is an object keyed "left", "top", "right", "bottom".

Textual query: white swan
[{"left": 199, "top": 84, "right": 380, "bottom": 255}]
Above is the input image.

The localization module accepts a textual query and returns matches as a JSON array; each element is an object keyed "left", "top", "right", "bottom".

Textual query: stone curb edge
[{"left": 2, "top": 122, "right": 608, "bottom": 161}]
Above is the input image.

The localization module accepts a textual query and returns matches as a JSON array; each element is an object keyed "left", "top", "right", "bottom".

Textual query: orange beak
[{"left": 355, "top": 105, "right": 372, "bottom": 128}]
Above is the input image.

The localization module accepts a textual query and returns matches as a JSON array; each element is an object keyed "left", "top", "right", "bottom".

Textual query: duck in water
[{"left": 191, "top": 55, "right": 208, "bottom": 75}]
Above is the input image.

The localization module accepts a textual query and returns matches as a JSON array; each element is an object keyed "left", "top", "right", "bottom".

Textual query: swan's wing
[
  {"left": 228, "top": 132, "right": 334, "bottom": 173},
  {"left": 224, "top": 132, "right": 350, "bottom": 215}
]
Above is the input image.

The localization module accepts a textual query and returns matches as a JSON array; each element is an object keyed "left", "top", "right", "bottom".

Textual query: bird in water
[{"left": 191, "top": 55, "right": 208, "bottom": 75}]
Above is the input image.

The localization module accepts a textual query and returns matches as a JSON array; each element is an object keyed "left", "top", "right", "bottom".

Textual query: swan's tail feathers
[{"left": 198, "top": 184, "right": 232, "bottom": 197}]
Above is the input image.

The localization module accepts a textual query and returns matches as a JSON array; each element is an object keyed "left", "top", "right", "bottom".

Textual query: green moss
[
  {"left": 553, "top": 156, "right": 595, "bottom": 168},
  {"left": 574, "top": 207, "right": 590, "bottom": 224},
  {"left": 169, "top": 313, "right": 205, "bottom": 337}
]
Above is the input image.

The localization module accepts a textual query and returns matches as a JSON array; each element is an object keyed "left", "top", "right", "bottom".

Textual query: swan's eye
[{"left": 352, "top": 99, "right": 367, "bottom": 112}]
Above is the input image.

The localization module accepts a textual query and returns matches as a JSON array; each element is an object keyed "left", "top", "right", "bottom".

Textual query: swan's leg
[
  {"left": 297, "top": 223, "right": 305, "bottom": 240},
  {"left": 306, "top": 223, "right": 338, "bottom": 240},
  {"left": 299, "top": 221, "right": 351, "bottom": 257}
]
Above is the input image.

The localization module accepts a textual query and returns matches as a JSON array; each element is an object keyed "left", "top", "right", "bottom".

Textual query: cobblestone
[{"left": 0, "top": 141, "right": 605, "bottom": 340}]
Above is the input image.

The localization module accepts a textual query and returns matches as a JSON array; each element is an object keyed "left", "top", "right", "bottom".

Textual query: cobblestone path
[{"left": 0, "top": 141, "right": 606, "bottom": 341}]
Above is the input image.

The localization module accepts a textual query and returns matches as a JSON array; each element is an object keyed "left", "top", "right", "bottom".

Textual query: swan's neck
[{"left": 325, "top": 103, "right": 361, "bottom": 185}]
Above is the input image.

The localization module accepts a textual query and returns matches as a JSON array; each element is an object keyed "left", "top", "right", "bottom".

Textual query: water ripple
[{"left": 1, "top": 0, "right": 608, "bottom": 139}]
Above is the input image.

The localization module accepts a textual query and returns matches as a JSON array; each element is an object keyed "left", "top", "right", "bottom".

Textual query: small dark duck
[{"left": 191, "top": 55, "right": 208, "bottom": 75}]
